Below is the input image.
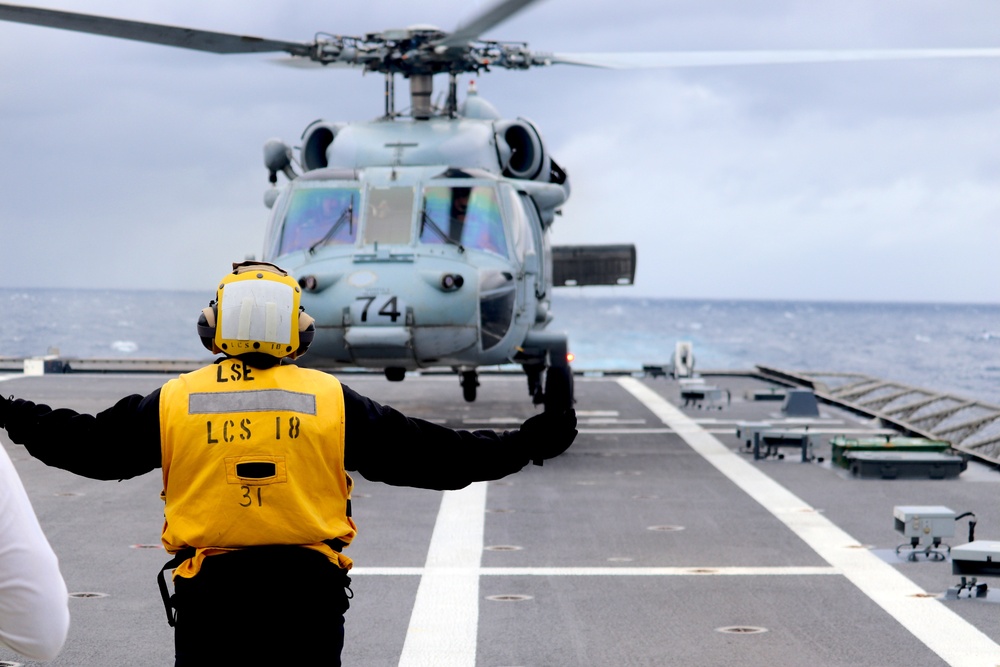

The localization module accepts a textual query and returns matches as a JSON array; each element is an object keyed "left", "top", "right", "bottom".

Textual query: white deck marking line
[
  {"left": 354, "top": 566, "right": 840, "bottom": 577},
  {"left": 618, "top": 377, "right": 1000, "bottom": 667},
  {"left": 397, "top": 482, "right": 486, "bottom": 667}
]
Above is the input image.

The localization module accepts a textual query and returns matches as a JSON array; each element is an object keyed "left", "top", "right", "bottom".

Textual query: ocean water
[{"left": 2, "top": 288, "right": 998, "bottom": 405}]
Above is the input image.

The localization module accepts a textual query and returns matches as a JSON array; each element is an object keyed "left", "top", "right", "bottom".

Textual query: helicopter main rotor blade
[
  {"left": 435, "top": 0, "right": 544, "bottom": 48},
  {"left": 542, "top": 48, "right": 1000, "bottom": 69},
  {"left": 0, "top": 2, "right": 312, "bottom": 56}
]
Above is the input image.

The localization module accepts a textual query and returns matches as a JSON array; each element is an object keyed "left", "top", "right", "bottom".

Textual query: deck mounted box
[
  {"left": 830, "top": 436, "right": 950, "bottom": 469},
  {"left": 952, "top": 541, "right": 1000, "bottom": 576},
  {"left": 846, "top": 451, "right": 965, "bottom": 479},
  {"left": 892, "top": 505, "right": 956, "bottom": 540}
]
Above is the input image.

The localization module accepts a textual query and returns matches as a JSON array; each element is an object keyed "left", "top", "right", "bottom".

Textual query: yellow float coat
[{"left": 159, "top": 358, "right": 356, "bottom": 577}]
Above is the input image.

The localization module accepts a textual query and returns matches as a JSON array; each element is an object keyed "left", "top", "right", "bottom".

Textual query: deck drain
[
  {"left": 0, "top": 660, "right": 24, "bottom": 667},
  {"left": 647, "top": 525, "right": 685, "bottom": 532},
  {"left": 687, "top": 568, "right": 719, "bottom": 574},
  {"left": 716, "top": 626, "right": 768, "bottom": 635},
  {"left": 130, "top": 544, "right": 164, "bottom": 550},
  {"left": 485, "top": 545, "right": 523, "bottom": 552},
  {"left": 486, "top": 508, "right": 515, "bottom": 514},
  {"left": 486, "top": 594, "right": 533, "bottom": 602},
  {"left": 54, "top": 492, "right": 83, "bottom": 497},
  {"left": 69, "top": 591, "right": 108, "bottom": 599},
  {"left": 607, "top": 557, "right": 634, "bottom": 562}
]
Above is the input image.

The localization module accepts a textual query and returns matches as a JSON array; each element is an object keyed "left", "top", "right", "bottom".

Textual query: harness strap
[{"left": 157, "top": 548, "right": 195, "bottom": 627}]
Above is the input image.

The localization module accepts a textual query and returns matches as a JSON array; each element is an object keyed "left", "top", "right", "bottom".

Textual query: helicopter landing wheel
[
  {"left": 460, "top": 370, "right": 479, "bottom": 403},
  {"left": 543, "top": 365, "right": 574, "bottom": 413},
  {"left": 384, "top": 367, "right": 406, "bottom": 382}
]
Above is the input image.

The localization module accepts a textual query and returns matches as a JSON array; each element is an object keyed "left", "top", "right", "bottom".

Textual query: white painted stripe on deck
[
  {"left": 618, "top": 377, "right": 1000, "bottom": 667},
  {"left": 354, "top": 565, "right": 840, "bottom": 577},
  {"left": 397, "top": 482, "right": 486, "bottom": 667}
]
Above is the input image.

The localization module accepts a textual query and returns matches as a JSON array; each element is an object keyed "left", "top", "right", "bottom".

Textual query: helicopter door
[
  {"left": 503, "top": 187, "right": 542, "bottom": 297},
  {"left": 517, "top": 192, "right": 545, "bottom": 291}
]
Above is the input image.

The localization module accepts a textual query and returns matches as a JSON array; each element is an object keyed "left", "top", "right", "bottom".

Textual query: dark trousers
[{"left": 172, "top": 546, "right": 351, "bottom": 666}]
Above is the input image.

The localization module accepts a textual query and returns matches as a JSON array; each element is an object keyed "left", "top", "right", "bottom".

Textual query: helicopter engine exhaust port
[
  {"left": 495, "top": 119, "right": 549, "bottom": 181},
  {"left": 300, "top": 121, "right": 345, "bottom": 171}
]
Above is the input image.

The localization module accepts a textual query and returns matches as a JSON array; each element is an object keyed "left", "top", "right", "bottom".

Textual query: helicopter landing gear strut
[
  {"left": 543, "top": 363, "right": 574, "bottom": 414},
  {"left": 520, "top": 334, "right": 574, "bottom": 414},
  {"left": 526, "top": 364, "right": 544, "bottom": 405},
  {"left": 460, "top": 370, "right": 479, "bottom": 402}
]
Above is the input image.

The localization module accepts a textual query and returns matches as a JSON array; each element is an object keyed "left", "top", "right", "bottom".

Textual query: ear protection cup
[
  {"left": 296, "top": 311, "right": 316, "bottom": 359},
  {"left": 196, "top": 303, "right": 220, "bottom": 354},
  {"left": 196, "top": 300, "right": 315, "bottom": 359}
]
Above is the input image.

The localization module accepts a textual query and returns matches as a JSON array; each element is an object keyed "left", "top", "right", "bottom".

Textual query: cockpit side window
[
  {"left": 277, "top": 187, "right": 359, "bottom": 256},
  {"left": 420, "top": 185, "right": 507, "bottom": 257},
  {"left": 364, "top": 187, "right": 415, "bottom": 245},
  {"left": 504, "top": 187, "right": 538, "bottom": 263}
]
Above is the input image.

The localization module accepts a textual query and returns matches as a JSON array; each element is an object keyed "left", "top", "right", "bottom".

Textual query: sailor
[
  {"left": 0, "top": 439, "right": 70, "bottom": 661},
  {"left": 0, "top": 261, "right": 577, "bottom": 667}
]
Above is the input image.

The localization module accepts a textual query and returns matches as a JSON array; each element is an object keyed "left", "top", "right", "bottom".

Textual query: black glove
[{"left": 519, "top": 409, "right": 578, "bottom": 466}]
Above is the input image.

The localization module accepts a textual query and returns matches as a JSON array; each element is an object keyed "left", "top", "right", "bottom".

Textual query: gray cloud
[{"left": 0, "top": 0, "right": 998, "bottom": 302}]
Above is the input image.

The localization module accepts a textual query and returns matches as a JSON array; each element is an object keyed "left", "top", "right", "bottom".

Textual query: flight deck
[{"left": 1, "top": 370, "right": 998, "bottom": 666}]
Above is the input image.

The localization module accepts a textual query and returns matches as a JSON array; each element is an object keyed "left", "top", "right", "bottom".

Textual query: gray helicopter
[
  {"left": 0, "top": 0, "right": 643, "bottom": 411},
  {"left": 2, "top": 0, "right": 998, "bottom": 411}
]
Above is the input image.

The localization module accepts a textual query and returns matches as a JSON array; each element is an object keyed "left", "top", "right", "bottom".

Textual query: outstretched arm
[
  {"left": 341, "top": 384, "right": 576, "bottom": 490},
  {"left": 0, "top": 391, "right": 163, "bottom": 480}
]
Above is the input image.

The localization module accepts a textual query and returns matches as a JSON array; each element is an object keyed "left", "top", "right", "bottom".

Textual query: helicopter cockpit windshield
[
  {"left": 420, "top": 185, "right": 507, "bottom": 257},
  {"left": 277, "top": 187, "right": 360, "bottom": 255}
]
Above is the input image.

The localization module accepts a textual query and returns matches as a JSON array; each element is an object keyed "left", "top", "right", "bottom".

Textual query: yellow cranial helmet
[{"left": 197, "top": 261, "right": 315, "bottom": 360}]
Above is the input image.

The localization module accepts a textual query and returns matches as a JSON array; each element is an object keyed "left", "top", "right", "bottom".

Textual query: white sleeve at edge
[{"left": 0, "top": 444, "right": 70, "bottom": 661}]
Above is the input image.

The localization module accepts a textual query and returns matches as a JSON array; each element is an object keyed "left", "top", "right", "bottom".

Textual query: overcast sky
[{"left": 1, "top": 0, "right": 998, "bottom": 303}]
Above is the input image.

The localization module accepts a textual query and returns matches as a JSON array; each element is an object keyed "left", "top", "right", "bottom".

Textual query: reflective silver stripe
[{"left": 188, "top": 390, "right": 317, "bottom": 415}]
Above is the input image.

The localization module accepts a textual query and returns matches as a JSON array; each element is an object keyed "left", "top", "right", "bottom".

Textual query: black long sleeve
[
  {"left": 4, "top": 392, "right": 163, "bottom": 480},
  {"left": 341, "top": 384, "right": 531, "bottom": 489},
  {"left": 1, "top": 382, "right": 532, "bottom": 489}
]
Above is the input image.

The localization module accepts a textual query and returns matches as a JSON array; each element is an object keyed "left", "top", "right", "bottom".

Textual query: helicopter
[{"left": 1, "top": 0, "right": 999, "bottom": 409}]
